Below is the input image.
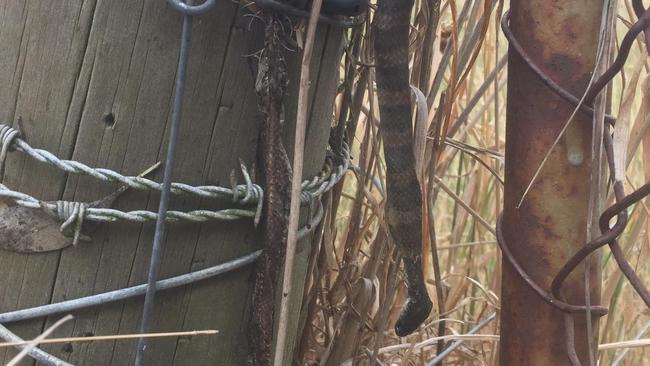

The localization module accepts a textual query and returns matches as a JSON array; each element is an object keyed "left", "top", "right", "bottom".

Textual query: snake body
[
  {"left": 251, "top": 15, "right": 292, "bottom": 366},
  {"left": 374, "top": 0, "right": 432, "bottom": 336}
]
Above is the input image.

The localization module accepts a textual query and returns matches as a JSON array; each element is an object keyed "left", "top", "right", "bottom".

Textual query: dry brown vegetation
[{"left": 292, "top": 0, "right": 650, "bottom": 364}]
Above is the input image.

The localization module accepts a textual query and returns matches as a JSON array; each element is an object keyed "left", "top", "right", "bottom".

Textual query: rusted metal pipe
[{"left": 501, "top": 1, "right": 603, "bottom": 364}]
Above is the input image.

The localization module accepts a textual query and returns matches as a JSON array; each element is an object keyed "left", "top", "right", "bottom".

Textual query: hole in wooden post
[{"left": 103, "top": 112, "right": 116, "bottom": 128}]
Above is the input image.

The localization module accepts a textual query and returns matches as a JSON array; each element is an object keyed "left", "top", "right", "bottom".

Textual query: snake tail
[{"left": 374, "top": 0, "right": 433, "bottom": 337}]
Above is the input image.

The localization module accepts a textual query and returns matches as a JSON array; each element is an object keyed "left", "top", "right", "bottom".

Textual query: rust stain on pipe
[{"left": 501, "top": 1, "right": 602, "bottom": 364}]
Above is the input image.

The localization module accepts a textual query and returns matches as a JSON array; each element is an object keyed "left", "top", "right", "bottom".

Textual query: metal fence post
[{"left": 501, "top": 1, "right": 603, "bottom": 364}]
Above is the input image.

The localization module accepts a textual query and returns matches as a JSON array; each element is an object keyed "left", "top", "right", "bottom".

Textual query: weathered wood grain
[{"left": 0, "top": 1, "right": 342, "bottom": 365}]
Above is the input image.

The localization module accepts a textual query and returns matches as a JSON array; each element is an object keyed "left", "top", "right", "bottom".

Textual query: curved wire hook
[{"left": 165, "top": 0, "right": 218, "bottom": 16}]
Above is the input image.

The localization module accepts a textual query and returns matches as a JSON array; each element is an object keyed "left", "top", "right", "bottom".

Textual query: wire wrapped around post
[{"left": 500, "top": 8, "right": 650, "bottom": 365}]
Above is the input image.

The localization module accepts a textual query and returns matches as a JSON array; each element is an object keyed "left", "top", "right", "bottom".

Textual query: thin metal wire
[
  {"left": 0, "top": 183, "right": 257, "bottom": 222},
  {"left": 0, "top": 202, "right": 322, "bottom": 324},
  {"left": 0, "top": 124, "right": 349, "bottom": 225},
  {"left": 0, "top": 324, "right": 72, "bottom": 366},
  {"left": 2, "top": 253, "right": 259, "bottom": 325},
  {"left": 0, "top": 124, "right": 19, "bottom": 181},
  {"left": 0, "top": 124, "right": 265, "bottom": 209},
  {"left": 135, "top": 1, "right": 205, "bottom": 363},
  {"left": 165, "top": 0, "right": 217, "bottom": 15}
]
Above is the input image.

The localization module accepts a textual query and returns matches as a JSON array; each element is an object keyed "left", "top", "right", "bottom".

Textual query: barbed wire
[
  {"left": 0, "top": 200, "right": 324, "bottom": 325},
  {"left": 0, "top": 183, "right": 259, "bottom": 222},
  {"left": 0, "top": 123, "right": 349, "bottom": 227}
]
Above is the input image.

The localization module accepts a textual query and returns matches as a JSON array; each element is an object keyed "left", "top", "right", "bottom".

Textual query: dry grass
[{"left": 291, "top": 0, "right": 650, "bottom": 365}]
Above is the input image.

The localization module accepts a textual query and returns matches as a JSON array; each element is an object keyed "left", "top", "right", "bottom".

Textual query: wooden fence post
[{"left": 0, "top": 1, "right": 342, "bottom": 364}]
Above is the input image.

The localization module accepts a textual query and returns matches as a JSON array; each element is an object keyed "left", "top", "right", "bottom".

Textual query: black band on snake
[{"left": 374, "top": 0, "right": 433, "bottom": 336}]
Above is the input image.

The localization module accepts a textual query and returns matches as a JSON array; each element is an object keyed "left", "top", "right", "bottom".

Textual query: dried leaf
[
  {"left": 411, "top": 85, "right": 429, "bottom": 186},
  {"left": 614, "top": 57, "right": 644, "bottom": 181},
  {"left": 0, "top": 205, "right": 72, "bottom": 252},
  {"left": 0, "top": 163, "right": 159, "bottom": 253},
  {"left": 295, "top": 21, "right": 305, "bottom": 50},
  {"left": 370, "top": 275, "right": 381, "bottom": 318}
]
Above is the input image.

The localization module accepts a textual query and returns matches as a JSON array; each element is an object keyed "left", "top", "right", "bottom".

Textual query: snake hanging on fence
[{"left": 374, "top": 0, "right": 432, "bottom": 336}]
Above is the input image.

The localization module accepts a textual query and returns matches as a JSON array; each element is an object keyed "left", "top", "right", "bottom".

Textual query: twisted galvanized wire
[
  {"left": 0, "top": 182, "right": 258, "bottom": 223},
  {"left": 0, "top": 124, "right": 19, "bottom": 181},
  {"left": 0, "top": 124, "right": 350, "bottom": 226},
  {"left": 0, "top": 323, "right": 72, "bottom": 366},
  {"left": 0, "top": 124, "right": 264, "bottom": 205}
]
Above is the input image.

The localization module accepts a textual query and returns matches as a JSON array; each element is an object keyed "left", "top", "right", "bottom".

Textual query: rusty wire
[{"left": 500, "top": 6, "right": 650, "bottom": 365}]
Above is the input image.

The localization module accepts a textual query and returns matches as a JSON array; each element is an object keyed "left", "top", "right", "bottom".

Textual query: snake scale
[{"left": 374, "top": 0, "right": 433, "bottom": 336}]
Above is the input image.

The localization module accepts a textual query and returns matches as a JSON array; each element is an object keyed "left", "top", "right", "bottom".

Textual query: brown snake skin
[
  {"left": 251, "top": 15, "right": 292, "bottom": 366},
  {"left": 374, "top": 0, "right": 433, "bottom": 336}
]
